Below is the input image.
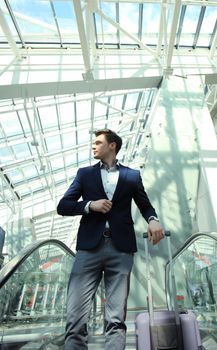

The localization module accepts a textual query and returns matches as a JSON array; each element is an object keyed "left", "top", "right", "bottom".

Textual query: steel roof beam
[
  {"left": 175, "top": 5, "right": 186, "bottom": 49},
  {"left": 0, "top": 76, "right": 163, "bottom": 100},
  {"left": 49, "top": 0, "right": 63, "bottom": 47}
]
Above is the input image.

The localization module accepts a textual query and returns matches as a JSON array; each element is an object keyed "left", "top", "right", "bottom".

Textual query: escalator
[
  {"left": 0, "top": 239, "right": 75, "bottom": 349},
  {"left": 165, "top": 232, "right": 217, "bottom": 350},
  {"left": 1, "top": 233, "right": 217, "bottom": 349},
  {"left": 0, "top": 239, "right": 106, "bottom": 350}
]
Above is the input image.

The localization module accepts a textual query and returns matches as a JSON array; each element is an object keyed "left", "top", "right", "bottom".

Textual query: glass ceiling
[
  {"left": 0, "top": 0, "right": 216, "bottom": 49},
  {"left": 0, "top": 0, "right": 216, "bottom": 252}
]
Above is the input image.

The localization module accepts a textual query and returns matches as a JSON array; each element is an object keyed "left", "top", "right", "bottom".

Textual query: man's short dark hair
[{"left": 94, "top": 129, "right": 122, "bottom": 154}]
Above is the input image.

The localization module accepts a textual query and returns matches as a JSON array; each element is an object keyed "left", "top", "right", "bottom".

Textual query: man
[{"left": 57, "top": 129, "right": 164, "bottom": 350}]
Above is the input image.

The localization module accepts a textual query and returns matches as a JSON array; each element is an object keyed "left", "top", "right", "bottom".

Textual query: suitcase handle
[
  {"left": 143, "top": 230, "right": 170, "bottom": 239},
  {"left": 143, "top": 230, "right": 180, "bottom": 326}
]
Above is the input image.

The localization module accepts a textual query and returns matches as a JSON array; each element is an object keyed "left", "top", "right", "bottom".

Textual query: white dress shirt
[
  {"left": 100, "top": 161, "right": 119, "bottom": 200},
  {"left": 85, "top": 161, "right": 119, "bottom": 215}
]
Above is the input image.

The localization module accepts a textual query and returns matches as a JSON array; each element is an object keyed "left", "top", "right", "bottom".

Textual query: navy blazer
[{"left": 57, "top": 162, "right": 157, "bottom": 253}]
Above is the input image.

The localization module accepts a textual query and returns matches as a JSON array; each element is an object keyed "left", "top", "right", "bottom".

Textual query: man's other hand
[
  {"left": 148, "top": 221, "right": 164, "bottom": 245},
  {"left": 90, "top": 199, "right": 112, "bottom": 214}
]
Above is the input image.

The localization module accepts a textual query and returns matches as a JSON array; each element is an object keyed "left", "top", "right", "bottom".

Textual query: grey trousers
[{"left": 64, "top": 237, "right": 134, "bottom": 350}]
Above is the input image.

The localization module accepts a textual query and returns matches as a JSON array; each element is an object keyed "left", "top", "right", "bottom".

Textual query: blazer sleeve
[
  {"left": 133, "top": 172, "right": 158, "bottom": 222},
  {"left": 57, "top": 169, "right": 89, "bottom": 216}
]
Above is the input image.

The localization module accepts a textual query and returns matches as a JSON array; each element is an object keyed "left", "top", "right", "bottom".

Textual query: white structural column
[
  {"left": 128, "top": 75, "right": 217, "bottom": 309},
  {"left": 157, "top": 0, "right": 167, "bottom": 57},
  {"left": 165, "top": 0, "right": 182, "bottom": 72},
  {"left": 141, "top": 75, "right": 217, "bottom": 236},
  {"left": 0, "top": 6, "right": 20, "bottom": 57},
  {"left": 194, "top": 83, "right": 217, "bottom": 232},
  {"left": 72, "top": 0, "right": 93, "bottom": 78}
]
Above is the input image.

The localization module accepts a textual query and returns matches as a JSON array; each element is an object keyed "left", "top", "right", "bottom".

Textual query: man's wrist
[{"left": 148, "top": 216, "right": 160, "bottom": 223}]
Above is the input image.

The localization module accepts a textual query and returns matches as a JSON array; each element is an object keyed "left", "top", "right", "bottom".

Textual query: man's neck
[{"left": 101, "top": 158, "right": 117, "bottom": 169}]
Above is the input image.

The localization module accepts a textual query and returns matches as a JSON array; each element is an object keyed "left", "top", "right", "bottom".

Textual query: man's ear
[{"left": 110, "top": 142, "right": 116, "bottom": 151}]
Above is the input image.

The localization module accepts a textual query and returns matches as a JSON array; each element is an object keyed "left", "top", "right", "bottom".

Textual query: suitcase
[{"left": 135, "top": 231, "right": 203, "bottom": 350}]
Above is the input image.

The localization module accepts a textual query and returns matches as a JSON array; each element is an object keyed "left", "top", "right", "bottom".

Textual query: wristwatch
[{"left": 148, "top": 216, "right": 160, "bottom": 223}]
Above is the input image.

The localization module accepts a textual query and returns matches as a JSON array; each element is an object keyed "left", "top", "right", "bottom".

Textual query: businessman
[{"left": 57, "top": 129, "right": 164, "bottom": 350}]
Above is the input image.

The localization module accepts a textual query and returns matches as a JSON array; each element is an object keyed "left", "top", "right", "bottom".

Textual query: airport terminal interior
[{"left": 0, "top": 0, "right": 217, "bottom": 348}]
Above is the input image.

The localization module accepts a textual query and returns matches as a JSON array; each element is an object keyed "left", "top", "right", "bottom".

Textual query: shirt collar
[{"left": 100, "top": 160, "right": 120, "bottom": 170}]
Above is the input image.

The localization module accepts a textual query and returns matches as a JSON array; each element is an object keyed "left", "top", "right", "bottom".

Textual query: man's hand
[
  {"left": 90, "top": 199, "right": 112, "bottom": 214},
  {"left": 148, "top": 220, "right": 164, "bottom": 245}
]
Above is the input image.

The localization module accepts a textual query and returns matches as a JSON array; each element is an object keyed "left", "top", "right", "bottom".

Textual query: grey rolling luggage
[{"left": 135, "top": 231, "right": 203, "bottom": 350}]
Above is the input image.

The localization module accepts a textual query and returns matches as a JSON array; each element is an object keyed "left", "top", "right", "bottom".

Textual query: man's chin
[{"left": 93, "top": 155, "right": 100, "bottom": 159}]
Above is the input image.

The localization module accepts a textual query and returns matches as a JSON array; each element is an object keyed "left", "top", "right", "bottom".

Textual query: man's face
[{"left": 92, "top": 134, "right": 115, "bottom": 160}]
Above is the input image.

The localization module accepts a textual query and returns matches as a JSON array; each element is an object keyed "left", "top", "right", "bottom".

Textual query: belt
[{"left": 103, "top": 229, "right": 112, "bottom": 238}]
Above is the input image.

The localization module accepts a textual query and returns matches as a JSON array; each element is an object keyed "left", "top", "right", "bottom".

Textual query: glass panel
[
  {"left": 58, "top": 101, "right": 75, "bottom": 126},
  {"left": 0, "top": 112, "right": 23, "bottom": 138},
  {"left": 119, "top": 3, "right": 139, "bottom": 37},
  {"left": 100, "top": 1, "right": 116, "bottom": 22},
  {"left": 53, "top": 0, "right": 77, "bottom": 38},
  {"left": 76, "top": 100, "right": 91, "bottom": 121},
  {"left": 142, "top": 3, "right": 161, "bottom": 46},
  {"left": 0, "top": 148, "right": 14, "bottom": 163},
  {"left": 179, "top": 5, "right": 201, "bottom": 46},
  {"left": 0, "top": 242, "right": 74, "bottom": 348},
  {"left": 77, "top": 128, "right": 90, "bottom": 144},
  {"left": 166, "top": 233, "right": 217, "bottom": 346},
  {"left": 9, "top": 0, "right": 58, "bottom": 43},
  {"left": 197, "top": 7, "right": 217, "bottom": 47},
  {"left": 38, "top": 105, "right": 58, "bottom": 131},
  {"left": 50, "top": 157, "right": 64, "bottom": 171},
  {"left": 125, "top": 92, "right": 139, "bottom": 111},
  {"left": 12, "top": 143, "right": 31, "bottom": 159},
  {"left": 22, "top": 165, "right": 39, "bottom": 179},
  {"left": 6, "top": 169, "right": 23, "bottom": 184},
  {"left": 94, "top": 101, "right": 107, "bottom": 118},
  {"left": 78, "top": 149, "right": 89, "bottom": 163},
  {"left": 53, "top": 171, "right": 67, "bottom": 183},
  {"left": 45, "top": 135, "right": 61, "bottom": 152},
  {"left": 97, "top": 1, "right": 117, "bottom": 38},
  {"left": 64, "top": 154, "right": 77, "bottom": 167}
]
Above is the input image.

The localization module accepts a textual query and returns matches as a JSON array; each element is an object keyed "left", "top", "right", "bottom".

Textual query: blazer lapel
[
  {"left": 93, "top": 162, "right": 108, "bottom": 198},
  {"left": 112, "top": 164, "right": 128, "bottom": 203}
]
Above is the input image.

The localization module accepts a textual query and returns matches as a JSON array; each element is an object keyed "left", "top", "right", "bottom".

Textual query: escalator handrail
[
  {"left": 0, "top": 238, "right": 75, "bottom": 288},
  {"left": 166, "top": 231, "right": 217, "bottom": 265}
]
